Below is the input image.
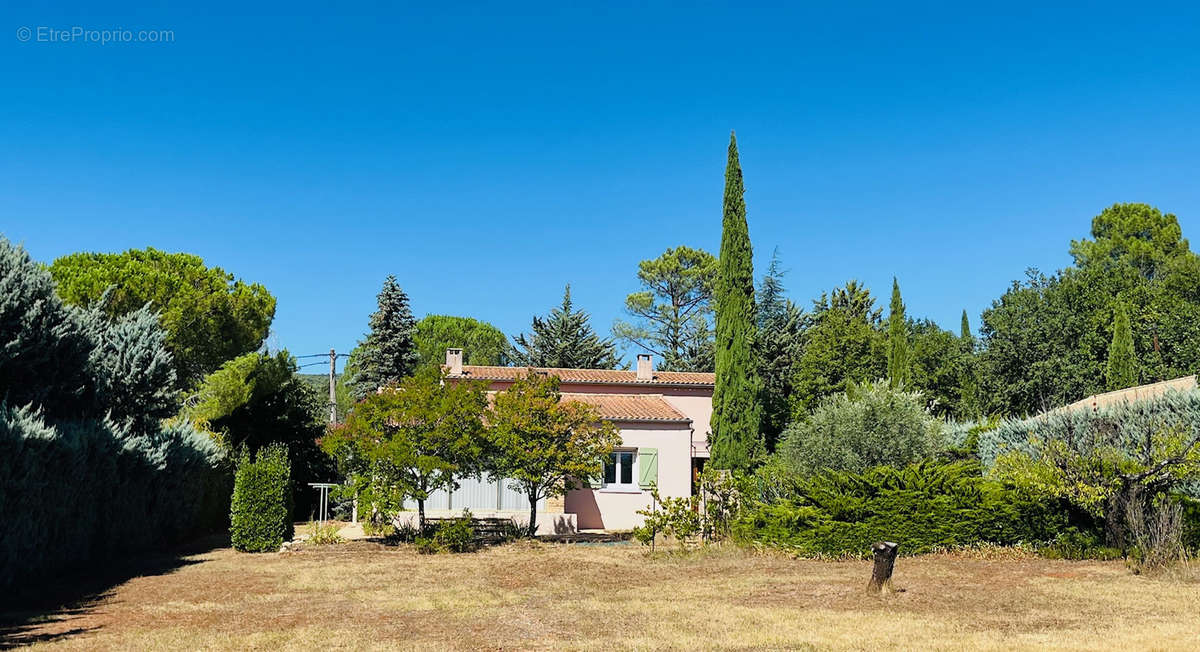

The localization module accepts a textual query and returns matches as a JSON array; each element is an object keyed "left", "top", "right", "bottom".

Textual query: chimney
[
  {"left": 446, "top": 348, "right": 463, "bottom": 376},
  {"left": 636, "top": 354, "right": 653, "bottom": 381}
]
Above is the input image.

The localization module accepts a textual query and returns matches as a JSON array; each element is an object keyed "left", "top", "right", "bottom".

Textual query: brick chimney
[
  {"left": 636, "top": 353, "right": 653, "bottom": 381},
  {"left": 446, "top": 348, "right": 464, "bottom": 376}
]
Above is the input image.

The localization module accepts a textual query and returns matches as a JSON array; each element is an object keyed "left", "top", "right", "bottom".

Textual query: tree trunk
[
  {"left": 527, "top": 486, "right": 539, "bottom": 538},
  {"left": 418, "top": 498, "right": 426, "bottom": 532},
  {"left": 867, "top": 541, "right": 899, "bottom": 594}
]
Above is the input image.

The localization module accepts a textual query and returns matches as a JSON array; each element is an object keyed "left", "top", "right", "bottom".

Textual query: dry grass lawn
[{"left": 6, "top": 538, "right": 1200, "bottom": 650}]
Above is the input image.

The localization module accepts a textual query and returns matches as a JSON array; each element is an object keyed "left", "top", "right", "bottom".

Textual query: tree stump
[{"left": 866, "top": 541, "right": 899, "bottom": 594}]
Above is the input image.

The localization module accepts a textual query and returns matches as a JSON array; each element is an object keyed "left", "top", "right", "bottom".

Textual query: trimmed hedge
[
  {"left": 230, "top": 444, "right": 294, "bottom": 552},
  {"left": 1, "top": 237, "right": 229, "bottom": 594},
  {"left": 0, "top": 405, "right": 228, "bottom": 591},
  {"left": 734, "top": 461, "right": 1080, "bottom": 556}
]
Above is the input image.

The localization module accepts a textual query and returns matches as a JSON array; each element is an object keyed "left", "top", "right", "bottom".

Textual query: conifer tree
[
  {"left": 510, "top": 285, "right": 620, "bottom": 369},
  {"left": 957, "top": 308, "right": 981, "bottom": 419},
  {"left": 1106, "top": 301, "right": 1137, "bottom": 391},
  {"left": 886, "top": 277, "right": 910, "bottom": 388},
  {"left": 756, "top": 249, "right": 803, "bottom": 452},
  {"left": 710, "top": 131, "right": 763, "bottom": 471},
  {"left": 351, "top": 275, "right": 418, "bottom": 396}
]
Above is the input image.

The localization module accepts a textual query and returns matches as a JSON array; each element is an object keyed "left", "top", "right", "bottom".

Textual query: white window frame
[{"left": 601, "top": 448, "right": 639, "bottom": 492}]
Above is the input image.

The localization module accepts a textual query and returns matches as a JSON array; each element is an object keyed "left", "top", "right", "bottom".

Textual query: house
[{"left": 443, "top": 348, "right": 714, "bottom": 531}]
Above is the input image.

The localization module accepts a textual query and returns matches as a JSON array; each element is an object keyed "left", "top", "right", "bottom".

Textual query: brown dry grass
[{"left": 8, "top": 540, "right": 1200, "bottom": 650}]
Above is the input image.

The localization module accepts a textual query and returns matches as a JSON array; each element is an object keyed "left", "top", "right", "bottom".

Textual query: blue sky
[{"left": 5, "top": 3, "right": 1200, "bottom": 371}]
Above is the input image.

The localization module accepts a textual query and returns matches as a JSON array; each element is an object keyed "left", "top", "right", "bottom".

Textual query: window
[{"left": 603, "top": 450, "right": 637, "bottom": 490}]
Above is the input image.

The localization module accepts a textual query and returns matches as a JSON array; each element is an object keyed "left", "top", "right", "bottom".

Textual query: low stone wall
[{"left": 392, "top": 510, "right": 577, "bottom": 536}]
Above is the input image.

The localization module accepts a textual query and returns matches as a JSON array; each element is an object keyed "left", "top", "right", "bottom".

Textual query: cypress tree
[
  {"left": 510, "top": 285, "right": 620, "bottom": 369},
  {"left": 957, "top": 308, "right": 981, "bottom": 419},
  {"left": 1106, "top": 302, "right": 1137, "bottom": 391},
  {"left": 960, "top": 309, "right": 971, "bottom": 340},
  {"left": 710, "top": 131, "right": 763, "bottom": 471},
  {"left": 886, "top": 277, "right": 910, "bottom": 388},
  {"left": 352, "top": 275, "right": 418, "bottom": 396}
]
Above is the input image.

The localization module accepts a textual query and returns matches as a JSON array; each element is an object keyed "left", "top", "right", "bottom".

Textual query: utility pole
[{"left": 328, "top": 348, "right": 337, "bottom": 424}]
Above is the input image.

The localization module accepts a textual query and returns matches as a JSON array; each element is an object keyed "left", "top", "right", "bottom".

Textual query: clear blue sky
[{"left": 5, "top": 3, "right": 1200, "bottom": 371}]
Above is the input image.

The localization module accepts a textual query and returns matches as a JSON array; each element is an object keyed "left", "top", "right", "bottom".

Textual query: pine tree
[
  {"left": 351, "top": 275, "right": 418, "bottom": 396},
  {"left": 510, "top": 285, "right": 620, "bottom": 369},
  {"left": 710, "top": 131, "right": 763, "bottom": 471},
  {"left": 886, "top": 277, "right": 910, "bottom": 388},
  {"left": 1106, "top": 302, "right": 1137, "bottom": 391},
  {"left": 755, "top": 249, "right": 803, "bottom": 452}
]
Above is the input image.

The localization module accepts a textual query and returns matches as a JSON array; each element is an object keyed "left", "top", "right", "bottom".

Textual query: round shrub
[
  {"left": 230, "top": 444, "right": 293, "bottom": 552},
  {"left": 777, "top": 380, "right": 944, "bottom": 475}
]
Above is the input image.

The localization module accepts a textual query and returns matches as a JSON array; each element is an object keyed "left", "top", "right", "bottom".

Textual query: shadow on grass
[{"left": 0, "top": 533, "right": 229, "bottom": 649}]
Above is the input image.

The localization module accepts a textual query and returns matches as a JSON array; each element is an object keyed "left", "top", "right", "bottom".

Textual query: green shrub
[
  {"left": 1, "top": 237, "right": 228, "bottom": 593},
  {"left": 776, "top": 380, "right": 944, "bottom": 475},
  {"left": 414, "top": 511, "right": 477, "bottom": 554},
  {"left": 305, "top": 520, "right": 344, "bottom": 545},
  {"left": 230, "top": 444, "right": 294, "bottom": 552},
  {"left": 733, "top": 460, "right": 1077, "bottom": 557}
]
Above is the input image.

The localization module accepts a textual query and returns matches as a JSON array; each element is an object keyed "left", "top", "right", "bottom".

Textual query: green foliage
[
  {"left": 0, "top": 238, "right": 94, "bottom": 419},
  {"left": 1106, "top": 301, "right": 1137, "bottom": 391},
  {"left": 777, "top": 380, "right": 945, "bottom": 475},
  {"left": 414, "top": 314, "right": 509, "bottom": 367},
  {"left": 711, "top": 131, "right": 763, "bottom": 471},
  {"left": 886, "top": 278, "right": 910, "bottom": 387},
  {"left": 322, "top": 366, "right": 488, "bottom": 528},
  {"left": 908, "top": 319, "right": 973, "bottom": 419},
  {"left": 789, "top": 281, "right": 885, "bottom": 416},
  {"left": 511, "top": 285, "right": 621, "bottom": 369},
  {"left": 415, "top": 511, "right": 477, "bottom": 554},
  {"left": 985, "top": 389, "right": 1200, "bottom": 547},
  {"left": 633, "top": 489, "right": 701, "bottom": 550},
  {"left": 305, "top": 520, "right": 345, "bottom": 545},
  {"left": 1, "top": 238, "right": 228, "bottom": 592},
  {"left": 186, "top": 351, "right": 332, "bottom": 518},
  {"left": 981, "top": 203, "right": 1200, "bottom": 415},
  {"left": 350, "top": 275, "right": 418, "bottom": 398},
  {"left": 230, "top": 444, "right": 294, "bottom": 553},
  {"left": 733, "top": 461, "right": 1072, "bottom": 556},
  {"left": 612, "top": 246, "right": 717, "bottom": 372},
  {"left": 79, "top": 302, "right": 180, "bottom": 429},
  {"left": 756, "top": 250, "right": 804, "bottom": 451},
  {"left": 488, "top": 371, "right": 621, "bottom": 534},
  {"left": 49, "top": 247, "right": 275, "bottom": 386}
]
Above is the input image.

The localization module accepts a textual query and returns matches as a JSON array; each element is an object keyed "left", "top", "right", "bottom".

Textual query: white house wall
[{"left": 564, "top": 421, "right": 694, "bottom": 530}]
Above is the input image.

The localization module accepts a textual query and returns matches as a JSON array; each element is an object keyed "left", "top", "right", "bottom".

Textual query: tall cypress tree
[
  {"left": 351, "top": 275, "right": 418, "bottom": 396},
  {"left": 886, "top": 277, "right": 910, "bottom": 388},
  {"left": 957, "top": 308, "right": 981, "bottom": 419},
  {"left": 710, "top": 131, "right": 762, "bottom": 471},
  {"left": 510, "top": 285, "right": 620, "bottom": 369},
  {"left": 1106, "top": 302, "right": 1137, "bottom": 391}
]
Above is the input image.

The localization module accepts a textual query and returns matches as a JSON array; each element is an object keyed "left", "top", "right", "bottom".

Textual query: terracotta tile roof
[
  {"left": 449, "top": 365, "right": 715, "bottom": 387},
  {"left": 560, "top": 393, "right": 690, "bottom": 423}
]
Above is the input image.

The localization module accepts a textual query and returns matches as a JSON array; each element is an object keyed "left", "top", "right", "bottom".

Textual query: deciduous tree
[
  {"left": 488, "top": 371, "right": 620, "bottom": 535},
  {"left": 323, "top": 366, "right": 488, "bottom": 528}
]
